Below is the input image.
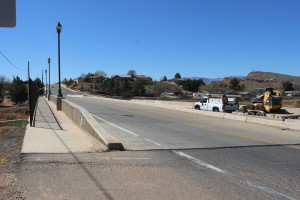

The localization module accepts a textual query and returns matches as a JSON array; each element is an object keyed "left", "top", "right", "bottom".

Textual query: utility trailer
[{"left": 236, "top": 106, "right": 300, "bottom": 119}]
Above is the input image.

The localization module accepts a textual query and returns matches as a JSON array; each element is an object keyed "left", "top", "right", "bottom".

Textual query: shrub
[
  {"left": 9, "top": 76, "right": 28, "bottom": 104},
  {"left": 121, "top": 91, "right": 133, "bottom": 99},
  {"left": 0, "top": 84, "right": 3, "bottom": 103}
]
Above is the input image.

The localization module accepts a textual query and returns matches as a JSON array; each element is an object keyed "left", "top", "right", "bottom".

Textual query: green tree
[
  {"left": 0, "top": 84, "right": 3, "bottom": 103},
  {"left": 282, "top": 81, "right": 294, "bottom": 91},
  {"left": 95, "top": 70, "right": 107, "bottom": 77},
  {"left": 182, "top": 79, "right": 205, "bottom": 92},
  {"left": 34, "top": 77, "right": 44, "bottom": 94},
  {"left": 34, "top": 77, "right": 44, "bottom": 88},
  {"left": 201, "top": 81, "right": 228, "bottom": 94},
  {"left": 102, "top": 78, "right": 116, "bottom": 95},
  {"left": 62, "top": 78, "right": 68, "bottom": 84},
  {"left": 0, "top": 75, "right": 8, "bottom": 103},
  {"left": 229, "top": 78, "right": 245, "bottom": 91},
  {"left": 80, "top": 72, "right": 92, "bottom": 78},
  {"left": 174, "top": 73, "right": 181, "bottom": 79},
  {"left": 127, "top": 70, "right": 137, "bottom": 77},
  {"left": 161, "top": 76, "right": 168, "bottom": 81},
  {"left": 9, "top": 76, "right": 28, "bottom": 104},
  {"left": 119, "top": 79, "right": 130, "bottom": 94},
  {"left": 131, "top": 81, "right": 145, "bottom": 96}
]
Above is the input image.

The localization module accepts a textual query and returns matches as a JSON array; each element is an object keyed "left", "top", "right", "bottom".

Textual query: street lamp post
[
  {"left": 45, "top": 70, "right": 48, "bottom": 95},
  {"left": 42, "top": 70, "right": 44, "bottom": 94},
  {"left": 56, "top": 22, "right": 63, "bottom": 97},
  {"left": 48, "top": 58, "right": 51, "bottom": 95}
]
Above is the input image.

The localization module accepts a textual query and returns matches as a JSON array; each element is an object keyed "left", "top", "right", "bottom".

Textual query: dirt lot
[{"left": 0, "top": 97, "right": 28, "bottom": 199}]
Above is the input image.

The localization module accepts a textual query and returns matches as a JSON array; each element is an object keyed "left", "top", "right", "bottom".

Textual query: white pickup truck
[{"left": 194, "top": 95, "right": 239, "bottom": 112}]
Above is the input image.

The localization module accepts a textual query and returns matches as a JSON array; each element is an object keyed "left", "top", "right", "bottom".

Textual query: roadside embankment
[{"left": 49, "top": 95, "right": 124, "bottom": 150}]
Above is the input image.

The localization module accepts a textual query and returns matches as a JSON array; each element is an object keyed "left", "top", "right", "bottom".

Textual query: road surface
[{"left": 22, "top": 84, "right": 300, "bottom": 199}]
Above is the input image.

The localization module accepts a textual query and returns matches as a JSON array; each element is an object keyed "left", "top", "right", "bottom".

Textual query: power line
[{"left": 0, "top": 50, "right": 26, "bottom": 70}]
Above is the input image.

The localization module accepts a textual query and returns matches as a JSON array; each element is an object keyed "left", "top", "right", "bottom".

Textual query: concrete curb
[
  {"left": 67, "top": 94, "right": 85, "bottom": 97},
  {"left": 91, "top": 96, "right": 300, "bottom": 131}
]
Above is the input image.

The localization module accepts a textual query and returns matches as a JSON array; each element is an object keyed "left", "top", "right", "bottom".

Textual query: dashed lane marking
[
  {"left": 173, "top": 150, "right": 296, "bottom": 200},
  {"left": 91, "top": 114, "right": 161, "bottom": 146}
]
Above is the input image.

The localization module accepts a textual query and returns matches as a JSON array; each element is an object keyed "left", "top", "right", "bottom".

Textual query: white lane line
[
  {"left": 91, "top": 114, "right": 161, "bottom": 146},
  {"left": 173, "top": 150, "right": 295, "bottom": 200}
]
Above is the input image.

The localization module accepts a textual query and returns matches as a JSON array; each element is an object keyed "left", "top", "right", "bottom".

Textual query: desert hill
[
  {"left": 246, "top": 71, "right": 300, "bottom": 83},
  {"left": 223, "top": 71, "right": 300, "bottom": 91}
]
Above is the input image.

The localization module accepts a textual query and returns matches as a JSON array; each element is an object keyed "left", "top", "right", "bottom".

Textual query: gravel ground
[
  {"left": 0, "top": 99, "right": 28, "bottom": 200},
  {"left": 0, "top": 125, "right": 26, "bottom": 200}
]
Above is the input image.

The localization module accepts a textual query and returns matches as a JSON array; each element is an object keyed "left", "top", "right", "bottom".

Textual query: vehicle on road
[{"left": 194, "top": 94, "right": 239, "bottom": 112}]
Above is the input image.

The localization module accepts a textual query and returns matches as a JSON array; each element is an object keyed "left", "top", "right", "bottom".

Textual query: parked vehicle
[{"left": 194, "top": 94, "right": 239, "bottom": 112}]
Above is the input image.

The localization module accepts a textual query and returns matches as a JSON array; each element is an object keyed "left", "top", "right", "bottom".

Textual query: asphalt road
[
  {"left": 49, "top": 84, "right": 85, "bottom": 96},
  {"left": 27, "top": 85, "right": 300, "bottom": 199},
  {"left": 68, "top": 96, "right": 300, "bottom": 150}
]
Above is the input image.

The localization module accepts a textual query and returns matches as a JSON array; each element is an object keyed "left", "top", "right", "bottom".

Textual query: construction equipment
[{"left": 246, "top": 88, "right": 282, "bottom": 116}]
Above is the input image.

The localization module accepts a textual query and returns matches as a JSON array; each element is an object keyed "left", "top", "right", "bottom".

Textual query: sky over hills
[{"left": 0, "top": 0, "right": 300, "bottom": 82}]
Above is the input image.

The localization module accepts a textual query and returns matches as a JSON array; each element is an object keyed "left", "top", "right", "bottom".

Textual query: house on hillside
[
  {"left": 111, "top": 75, "right": 133, "bottom": 81},
  {"left": 133, "top": 75, "right": 152, "bottom": 84},
  {"left": 73, "top": 77, "right": 84, "bottom": 84},
  {"left": 85, "top": 75, "right": 106, "bottom": 84},
  {"left": 172, "top": 78, "right": 185, "bottom": 85}
]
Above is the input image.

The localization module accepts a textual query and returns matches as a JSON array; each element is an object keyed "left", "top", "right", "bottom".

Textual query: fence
[{"left": 28, "top": 78, "right": 40, "bottom": 127}]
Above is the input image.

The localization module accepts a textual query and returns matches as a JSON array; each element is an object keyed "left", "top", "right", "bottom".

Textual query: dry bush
[
  {"left": 0, "top": 106, "right": 28, "bottom": 121},
  {"left": 0, "top": 112, "right": 27, "bottom": 121}
]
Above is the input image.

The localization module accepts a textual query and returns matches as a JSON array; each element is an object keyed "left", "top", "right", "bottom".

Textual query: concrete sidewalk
[{"left": 22, "top": 97, "right": 106, "bottom": 153}]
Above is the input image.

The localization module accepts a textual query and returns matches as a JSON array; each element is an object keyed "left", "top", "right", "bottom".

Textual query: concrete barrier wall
[
  {"left": 62, "top": 99, "right": 124, "bottom": 150},
  {"left": 49, "top": 95, "right": 56, "bottom": 105},
  {"left": 48, "top": 95, "right": 124, "bottom": 150}
]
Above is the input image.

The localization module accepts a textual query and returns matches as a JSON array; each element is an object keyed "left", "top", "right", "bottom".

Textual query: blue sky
[{"left": 0, "top": 0, "right": 299, "bottom": 83}]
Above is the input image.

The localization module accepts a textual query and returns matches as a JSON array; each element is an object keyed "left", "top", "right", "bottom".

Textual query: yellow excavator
[{"left": 246, "top": 88, "right": 282, "bottom": 116}]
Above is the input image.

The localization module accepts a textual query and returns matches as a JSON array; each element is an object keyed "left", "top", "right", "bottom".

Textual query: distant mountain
[
  {"left": 226, "top": 76, "right": 245, "bottom": 79},
  {"left": 183, "top": 71, "right": 300, "bottom": 85},
  {"left": 183, "top": 77, "right": 223, "bottom": 83}
]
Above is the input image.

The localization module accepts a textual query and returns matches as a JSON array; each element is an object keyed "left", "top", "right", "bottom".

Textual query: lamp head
[{"left": 56, "top": 22, "right": 62, "bottom": 33}]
